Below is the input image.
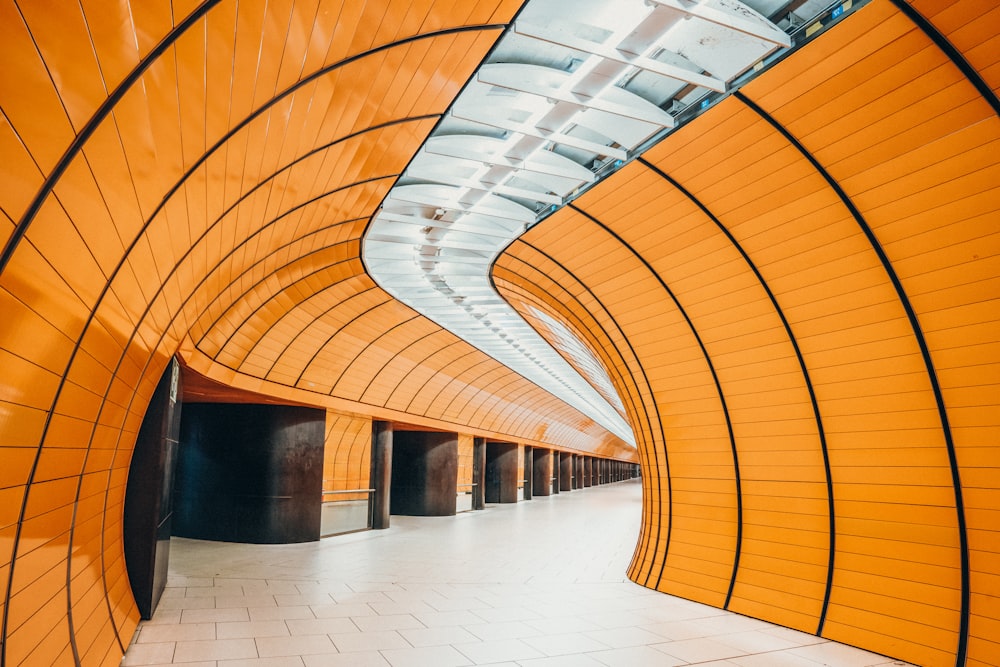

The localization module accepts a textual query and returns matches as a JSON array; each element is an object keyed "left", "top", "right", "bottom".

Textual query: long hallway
[{"left": 122, "top": 481, "right": 911, "bottom": 667}]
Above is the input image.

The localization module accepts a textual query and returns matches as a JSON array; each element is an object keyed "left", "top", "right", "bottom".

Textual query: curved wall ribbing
[
  {"left": 0, "top": 1, "right": 997, "bottom": 666},
  {"left": 495, "top": 2, "right": 999, "bottom": 665}
]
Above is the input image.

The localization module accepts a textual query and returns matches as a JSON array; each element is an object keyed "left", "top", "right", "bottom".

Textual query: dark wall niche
[
  {"left": 173, "top": 403, "right": 325, "bottom": 544},
  {"left": 390, "top": 431, "right": 458, "bottom": 516}
]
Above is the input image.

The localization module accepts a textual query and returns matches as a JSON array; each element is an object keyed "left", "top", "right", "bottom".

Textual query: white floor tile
[
  {"left": 285, "top": 617, "right": 358, "bottom": 636},
  {"left": 173, "top": 638, "right": 258, "bottom": 662},
  {"left": 182, "top": 608, "right": 251, "bottom": 624},
  {"left": 218, "top": 658, "right": 305, "bottom": 667},
  {"left": 310, "top": 603, "right": 376, "bottom": 618},
  {"left": 587, "top": 644, "right": 689, "bottom": 666},
  {"left": 216, "top": 621, "right": 291, "bottom": 639},
  {"left": 790, "top": 641, "right": 903, "bottom": 666},
  {"left": 518, "top": 655, "right": 607, "bottom": 666},
  {"left": 121, "top": 642, "right": 177, "bottom": 666},
  {"left": 452, "top": 638, "right": 545, "bottom": 663},
  {"left": 352, "top": 613, "right": 425, "bottom": 632},
  {"left": 138, "top": 623, "right": 216, "bottom": 643},
  {"left": 329, "top": 630, "right": 410, "bottom": 653},
  {"left": 303, "top": 652, "right": 390, "bottom": 666},
  {"left": 463, "top": 620, "right": 542, "bottom": 642},
  {"left": 379, "top": 645, "right": 473, "bottom": 667},
  {"left": 522, "top": 632, "right": 611, "bottom": 656},
  {"left": 653, "top": 636, "right": 749, "bottom": 662},
  {"left": 255, "top": 634, "right": 336, "bottom": 658},
  {"left": 248, "top": 606, "right": 315, "bottom": 622},
  {"left": 413, "top": 610, "right": 484, "bottom": 628},
  {"left": 398, "top": 625, "right": 480, "bottom": 647},
  {"left": 585, "top": 626, "right": 671, "bottom": 649}
]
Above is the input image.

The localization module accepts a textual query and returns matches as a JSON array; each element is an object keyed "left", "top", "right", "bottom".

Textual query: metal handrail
[{"left": 322, "top": 488, "right": 375, "bottom": 495}]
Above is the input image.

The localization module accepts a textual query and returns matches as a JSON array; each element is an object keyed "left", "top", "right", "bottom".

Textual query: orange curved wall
[
  {"left": 0, "top": 0, "right": 996, "bottom": 666},
  {"left": 495, "top": 1, "right": 999, "bottom": 665}
]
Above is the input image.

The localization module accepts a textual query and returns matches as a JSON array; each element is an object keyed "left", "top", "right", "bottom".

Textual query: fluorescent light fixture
[{"left": 363, "top": 0, "right": 791, "bottom": 446}]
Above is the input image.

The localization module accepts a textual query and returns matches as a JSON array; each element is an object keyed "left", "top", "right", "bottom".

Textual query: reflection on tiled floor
[{"left": 124, "top": 480, "right": 912, "bottom": 666}]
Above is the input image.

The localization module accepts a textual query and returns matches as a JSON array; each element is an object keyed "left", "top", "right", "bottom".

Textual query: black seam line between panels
[
  {"left": 356, "top": 328, "right": 444, "bottom": 403},
  {"left": 441, "top": 350, "right": 595, "bottom": 428},
  {"left": 197, "top": 172, "right": 396, "bottom": 361},
  {"left": 262, "top": 287, "right": 380, "bottom": 383},
  {"left": 329, "top": 315, "right": 423, "bottom": 397},
  {"left": 189, "top": 112, "right": 438, "bottom": 351},
  {"left": 0, "top": 0, "right": 223, "bottom": 280},
  {"left": 199, "top": 240, "right": 357, "bottom": 356},
  {"left": 217, "top": 252, "right": 361, "bottom": 368},
  {"left": 502, "top": 243, "right": 666, "bottom": 584},
  {"left": 210, "top": 243, "right": 362, "bottom": 366},
  {"left": 436, "top": 359, "right": 519, "bottom": 424},
  {"left": 0, "top": 1, "right": 223, "bottom": 658},
  {"left": 294, "top": 297, "right": 398, "bottom": 387},
  {"left": 540, "top": 211, "right": 670, "bottom": 587},
  {"left": 469, "top": 373, "right": 543, "bottom": 431},
  {"left": 404, "top": 347, "right": 481, "bottom": 415},
  {"left": 177, "top": 209, "right": 366, "bottom": 365},
  {"left": 383, "top": 337, "right": 465, "bottom": 410},
  {"left": 733, "top": 90, "right": 970, "bottom": 666},
  {"left": 195, "top": 174, "right": 408, "bottom": 354},
  {"left": 378, "top": 328, "right": 464, "bottom": 412},
  {"left": 569, "top": 203, "right": 743, "bottom": 598},
  {"left": 489, "top": 224, "right": 657, "bottom": 573},
  {"left": 423, "top": 356, "right": 497, "bottom": 420},
  {"left": 889, "top": 0, "right": 1000, "bottom": 118},
  {"left": 636, "top": 156, "right": 837, "bottom": 634}
]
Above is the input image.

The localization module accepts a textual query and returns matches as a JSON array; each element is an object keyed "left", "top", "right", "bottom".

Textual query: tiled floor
[{"left": 124, "top": 480, "right": 913, "bottom": 666}]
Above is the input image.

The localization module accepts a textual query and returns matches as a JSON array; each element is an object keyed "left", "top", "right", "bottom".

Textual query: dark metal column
[
  {"left": 532, "top": 447, "right": 553, "bottom": 496},
  {"left": 371, "top": 420, "right": 393, "bottom": 529},
  {"left": 472, "top": 436, "right": 486, "bottom": 510},
  {"left": 560, "top": 452, "right": 573, "bottom": 492},
  {"left": 124, "top": 357, "right": 182, "bottom": 619},
  {"left": 523, "top": 445, "right": 533, "bottom": 500}
]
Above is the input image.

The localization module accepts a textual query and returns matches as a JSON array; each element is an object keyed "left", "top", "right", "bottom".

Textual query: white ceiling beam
[
  {"left": 477, "top": 65, "right": 676, "bottom": 128},
  {"left": 452, "top": 104, "right": 629, "bottom": 161},
  {"left": 647, "top": 0, "right": 792, "bottom": 47},
  {"left": 514, "top": 22, "right": 726, "bottom": 92}
]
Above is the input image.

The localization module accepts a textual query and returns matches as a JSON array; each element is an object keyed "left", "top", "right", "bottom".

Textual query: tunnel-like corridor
[{"left": 0, "top": 0, "right": 997, "bottom": 665}]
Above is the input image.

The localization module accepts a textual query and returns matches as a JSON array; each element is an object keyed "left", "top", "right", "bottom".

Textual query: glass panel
[
  {"left": 456, "top": 485, "right": 474, "bottom": 513},
  {"left": 321, "top": 496, "right": 371, "bottom": 536}
]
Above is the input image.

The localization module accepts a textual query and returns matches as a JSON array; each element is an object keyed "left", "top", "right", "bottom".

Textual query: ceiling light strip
[{"left": 363, "top": 0, "right": 793, "bottom": 446}]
